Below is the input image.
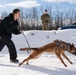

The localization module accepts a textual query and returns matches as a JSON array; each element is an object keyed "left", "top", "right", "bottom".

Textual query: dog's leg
[
  {"left": 56, "top": 53, "right": 67, "bottom": 67},
  {"left": 19, "top": 51, "right": 41, "bottom": 66},
  {"left": 62, "top": 53, "right": 73, "bottom": 64},
  {"left": 19, "top": 58, "right": 28, "bottom": 66},
  {"left": 19, "top": 55, "right": 34, "bottom": 66}
]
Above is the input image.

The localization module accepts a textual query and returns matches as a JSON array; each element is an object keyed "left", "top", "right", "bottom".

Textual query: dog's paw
[
  {"left": 70, "top": 62, "right": 73, "bottom": 64},
  {"left": 19, "top": 63, "right": 22, "bottom": 66},
  {"left": 20, "top": 48, "right": 22, "bottom": 50},
  {"left": 20, "top": 48, "right": 24, "bottom": 50},
  {"left": 26, "top": 62, "right": 29, "bottom": 65},
  {"left": 64, "top": 64, "right": 67, "bottom": 67}
]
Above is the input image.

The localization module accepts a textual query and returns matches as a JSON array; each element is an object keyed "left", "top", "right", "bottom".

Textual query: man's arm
[
  {"left": 1, "top": 16, "right": 11, "bottom": 29},
  {"left": 41, "top": 14, "right": 44, "bottom": 20},
  {"left": 47, "top": 14, "right": 50, "bottom": 23},
  {"left": 13, "top": 27, "right": 21, "bottom": 35}
]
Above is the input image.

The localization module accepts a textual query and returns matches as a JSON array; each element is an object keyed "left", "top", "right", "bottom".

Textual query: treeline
[{"left": 1, "top": 6, "right": 76, "bottom": 30}]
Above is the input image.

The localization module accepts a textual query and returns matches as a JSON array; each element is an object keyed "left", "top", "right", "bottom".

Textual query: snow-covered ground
[{"left": 0, "top": 29, "right": 76, "bottom": 75}]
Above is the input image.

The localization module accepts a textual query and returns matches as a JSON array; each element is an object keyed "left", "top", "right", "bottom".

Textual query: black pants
[{"left": 0, "top": 36, "right": 17, "bottom": 60}]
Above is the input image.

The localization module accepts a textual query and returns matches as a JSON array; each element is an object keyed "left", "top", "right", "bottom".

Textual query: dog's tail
[{"left": 20, "top": 48, "right": 38, "bottom": 51}]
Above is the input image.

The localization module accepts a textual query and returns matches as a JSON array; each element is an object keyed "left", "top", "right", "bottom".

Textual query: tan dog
[{"left": 19, "top": 40, "right": 76, "bottom": 67}]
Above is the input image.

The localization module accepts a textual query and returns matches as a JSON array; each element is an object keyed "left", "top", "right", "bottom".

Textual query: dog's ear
[
  {"left": 54, "top": 39, "right": 57, "bottom": 42},
  {"left": 54, "top": 39, "right": 59, "bottom": 43},
  {"left": 72, "top": 43, "right": 74, "bottom": 47}
]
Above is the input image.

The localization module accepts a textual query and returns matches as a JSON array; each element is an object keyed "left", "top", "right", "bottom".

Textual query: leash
[
  {"left": 19, "top": 18, "right": 31, "bottom": 53},
  {"left": 22, "top": 31, "right": 31, "bottom": 53}
]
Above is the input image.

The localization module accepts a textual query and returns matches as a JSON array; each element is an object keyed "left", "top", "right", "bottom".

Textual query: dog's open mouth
[{"left": 72, "top": 52, "right": 76, "bottom": 56}]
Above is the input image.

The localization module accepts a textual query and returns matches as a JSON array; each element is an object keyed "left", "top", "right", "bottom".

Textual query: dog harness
[{"left": 55, "top": 40, "right": 70, "bottom": 51}]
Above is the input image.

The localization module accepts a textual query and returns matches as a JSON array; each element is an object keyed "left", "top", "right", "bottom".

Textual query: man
[
  {"left": 0, "top": 9, "right": 22, "bottom": 63},
  {"left": 41, "top": 9, "right": 50, "bottom": 30}
]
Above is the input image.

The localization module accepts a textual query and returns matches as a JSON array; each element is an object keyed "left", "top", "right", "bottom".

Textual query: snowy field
[{"left": 0, "top": 29, "right": 76, "bottom": 75}]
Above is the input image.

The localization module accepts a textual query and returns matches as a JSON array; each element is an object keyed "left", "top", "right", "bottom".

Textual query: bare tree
[
  {"left": 40, "top": 5, "right": 44, "bottom": 14},
  {"left": 54, "top": 5, "right": 60, "bottom": 29},
  {"left": 68, "top": 9, "right": 74, "bottom": 25},
  {"left": 73, "top": 10, "right": 76, "bottom": 23},
  {"left": 59, "top": 12, "right": 64, "bottom": 27},
  {"left": 47, "top": 5, "right": 53, "bottom": 29},
  {"left": 31, "top": 7, "right": 39, "bottom": 29},
  {"left": 20, "top": 8, "right": 24, "bottom": 19},
  {"left": 1, "top": 11, "right": 8, "bottom": 19}
]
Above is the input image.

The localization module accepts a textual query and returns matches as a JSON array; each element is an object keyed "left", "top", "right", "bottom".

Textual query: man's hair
[
  {"left": 45, "top": 9, "right": 47, "bottom": 12},
  {"left": 12, "top": 9, "right": 20, "bottom": 15}
]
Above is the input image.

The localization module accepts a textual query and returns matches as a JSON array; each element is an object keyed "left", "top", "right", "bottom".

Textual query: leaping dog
[{"left": 19, "top": 40, "right": 76, "bottom": 67}]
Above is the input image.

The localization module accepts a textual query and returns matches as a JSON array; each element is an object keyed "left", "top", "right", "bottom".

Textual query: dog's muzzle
[{"left": 72, "top": 52, "right": 76, "bottom": 56}]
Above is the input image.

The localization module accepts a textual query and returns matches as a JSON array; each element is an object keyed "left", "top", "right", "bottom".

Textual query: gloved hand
[{"left": 20, "top": 30, "right": 23, "bottom": 33}]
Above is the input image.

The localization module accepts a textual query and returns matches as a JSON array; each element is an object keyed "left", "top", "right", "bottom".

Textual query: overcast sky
[{"left": 0, "top": 0, "right": 76, "bottom": 14}]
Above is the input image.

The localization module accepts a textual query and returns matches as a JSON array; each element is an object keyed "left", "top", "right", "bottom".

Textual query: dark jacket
[{"left": 0, "top": 13, "right": 20, "bottom": 38}]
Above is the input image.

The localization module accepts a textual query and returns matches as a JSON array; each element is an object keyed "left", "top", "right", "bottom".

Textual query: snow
[{"left": 0, "top": 29, "right": 76, "bottom": 75}]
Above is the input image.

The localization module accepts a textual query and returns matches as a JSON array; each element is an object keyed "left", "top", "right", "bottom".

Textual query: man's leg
[
  {"left": 1, "top": 36, "right": 17, "bottom": 60},
  {"left": 0, "top": 39, "right": 5, "bottom": 51},
  {"left": 42, "top": 23, "right": 48, "bottom": 30},
  {"left": 42, "top": 25, "right": 45, "bottom": 30},
  {"left": 45, "top": 23, "right": 48, "bottom": 30},
  {"left": 42, "top": 23, "right": 46, "bottom": 30}
]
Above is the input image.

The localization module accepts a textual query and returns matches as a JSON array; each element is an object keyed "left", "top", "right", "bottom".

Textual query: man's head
[
  {"left": 12, "top": 9, "right": 20, "bottom": 20},
  {"left": 44, "top": 9, "right": 47, "bottom": 14}
]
